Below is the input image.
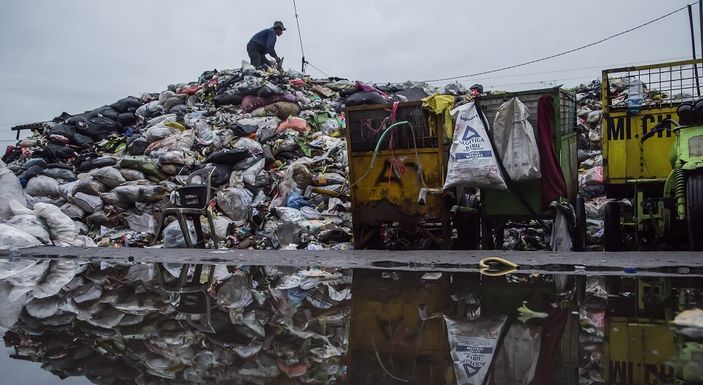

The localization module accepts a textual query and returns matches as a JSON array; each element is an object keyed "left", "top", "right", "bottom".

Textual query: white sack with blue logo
[{"left": 443, "top": 102, "right": 507, "bottom": 190}]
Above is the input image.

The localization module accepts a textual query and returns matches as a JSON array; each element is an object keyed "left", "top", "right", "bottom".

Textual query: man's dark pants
[{"left": 247, "top": 42, "right": 267, "bottom": 68}]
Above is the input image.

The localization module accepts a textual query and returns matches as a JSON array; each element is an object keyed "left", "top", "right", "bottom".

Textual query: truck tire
[
  {"left": 604, "top": 201, "right": 621, "bottom": 251},
  {"left": 687, "top": 172, "right": 703, "bottom": 251},
  {"left": 574, "top": 194, "right": 587, "bottom": 251}
]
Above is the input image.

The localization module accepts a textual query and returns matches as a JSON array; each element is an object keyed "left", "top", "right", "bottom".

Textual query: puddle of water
[{"left": 0, "top": 259, "right": 701, "bottom": 384}]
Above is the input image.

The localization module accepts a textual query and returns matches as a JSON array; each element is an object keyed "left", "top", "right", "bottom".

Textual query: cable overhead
[
  {"left": 422, "top": 2, "right": 696, "bottom": 83},
  {"left": 292, "top": 0, "right": 306, "bottom": 73},
  {"left": 307, "top": 62, "right": 331, "bottom": 78}
]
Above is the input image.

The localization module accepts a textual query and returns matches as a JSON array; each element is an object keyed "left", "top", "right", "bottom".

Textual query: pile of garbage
[
  {"left": 573, "top": 80, "right": 610, "bottom": 250},
  {"left": 0, "top": 61, "right": 477, "bottom": 251},
  {"left": 0, "top": 259, "right": 351, "bottom": 384},
  {"left": 0, "top": 65, "right": 350, "bottom": 249}
]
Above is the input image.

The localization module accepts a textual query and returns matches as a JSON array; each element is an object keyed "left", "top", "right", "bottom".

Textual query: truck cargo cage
[
  {"left": 346, "top": 102, "right": 441, "bottom": 152},
  {"left": 602, "top": 59, "right": 703, "bottom": 110}
]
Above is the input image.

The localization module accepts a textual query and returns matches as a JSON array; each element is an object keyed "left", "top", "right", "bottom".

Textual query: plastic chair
[{"left": 152, "top": 166, "right": 218, "bottom": 248}]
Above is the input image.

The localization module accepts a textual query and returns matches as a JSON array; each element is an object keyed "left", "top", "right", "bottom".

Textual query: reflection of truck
[
  {"left": 601, "top": 59, "right": 703, "bottom": 250},
  {"left": 605, "top": 276, "right": 703, "bottom": 384}
]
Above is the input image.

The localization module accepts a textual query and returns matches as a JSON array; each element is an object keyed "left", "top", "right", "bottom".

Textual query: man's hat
[{"left": 273, "top": 21, "right": 286, "bottom": 31}]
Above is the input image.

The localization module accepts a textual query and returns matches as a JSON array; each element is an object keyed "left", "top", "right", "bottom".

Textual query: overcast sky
[{"left": 0, "top": 0, "right": 698, "bottom": 148}]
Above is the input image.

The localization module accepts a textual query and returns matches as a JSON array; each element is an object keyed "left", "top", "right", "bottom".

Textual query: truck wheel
[
  {"left": 687, "top": 172, "right": 703, "bottom": 251},
  {"left": 604, "top": 201, "right": 621, "bottom": 251},
  {"left": 574, "top": 194, "right": 587, "bottom": 251}
]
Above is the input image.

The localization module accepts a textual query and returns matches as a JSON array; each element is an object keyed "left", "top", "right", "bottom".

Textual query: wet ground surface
[{"left": 0, "top": 256, "right": 702, "bottom": 385}]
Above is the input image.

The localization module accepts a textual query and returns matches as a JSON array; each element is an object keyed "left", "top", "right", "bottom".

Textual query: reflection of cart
[
  {"left": 467, "top": 87, "right": 581, "bottom": 249},
  {"left": 345, "top": 102, "right": 450, "bottom": 249}
]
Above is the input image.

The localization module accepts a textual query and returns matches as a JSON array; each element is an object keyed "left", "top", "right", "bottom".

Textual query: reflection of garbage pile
[
  {"left": 0, "top": 64, "right": 439, "bottom": 250},
  {"left": 578, "top": 276, "right": 607, "bottom": 385},
  {"left": 0, "top": 259, "right": 351, "bottom": 384}
]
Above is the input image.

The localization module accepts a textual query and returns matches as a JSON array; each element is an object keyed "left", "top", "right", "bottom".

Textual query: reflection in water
[
  {"left": 0, "top": 259, "right": 702, "bottom": 385},
  {"left": 0, "top": 260, "right": 350, "bottom": 384}
]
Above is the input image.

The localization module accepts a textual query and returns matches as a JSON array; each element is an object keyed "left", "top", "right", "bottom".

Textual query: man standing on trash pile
[{"left": 247, "top": 21, "right": 285, "bottom": 69}]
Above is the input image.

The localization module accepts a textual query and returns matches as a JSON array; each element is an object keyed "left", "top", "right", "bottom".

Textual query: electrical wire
[
  {"left": 430, "top": 56, "right": 690, "bottom": 85},
  {"left": 306, "top": 61, "right": 331, "bottom": 78},
  {"left": 421, "top": 2, "right": 695, "bottom": 83}
]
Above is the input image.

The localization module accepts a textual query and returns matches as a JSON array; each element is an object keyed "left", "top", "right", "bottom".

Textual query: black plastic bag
[
  {"left": 46, "top": 142, "right": 75, "bottom": 160},
  {"left": 230, "top": 123, "right": 258, "bottom": 137},
  {"left": 82, "top": 117, "right": 121, "bottom": 139},
  {"left": 88, "top": 105, "right": 120, "bottom": 121},
  {"left": 127, "top": 137, "right": 149, "bottom": 156},
  {"left": 211, "top": 163, "right": 234, "bottom": 186},
  {"left": 76, "top": 157, "right": 117, "bottom": 172},
  {"left": 118, "top": 112, "right": 137, "bottom": 126},
  {"left": 344, "top": 91, "right": 388, "bottom": 106},
  {"left": 214, "top": 93, "right": 244, "bottom": 107},
  {"left": 205, "top": 148, "right": 249, "bottom": 165},
  {"left": 110, "top": 96, "right": 142, "bottom": 113},
  {"left": 49, "top": 124, "right": 94, "bottom": 146},
  {"left": 65, "top": 115, "right": 90, "bottom": 128}
]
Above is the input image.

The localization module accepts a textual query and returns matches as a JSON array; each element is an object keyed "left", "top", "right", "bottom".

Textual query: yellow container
[
  {"left": 602, "top": 59, "right": 703, "bottom": 185},
  {"left": 345, "top": 102, "right": 450, "bottom": 249}
]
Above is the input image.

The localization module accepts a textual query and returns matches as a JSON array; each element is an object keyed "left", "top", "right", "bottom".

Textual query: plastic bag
[
  {"left": 124, "top": 213, "right": 156, "bottom": 233},
  {"left": 110, "top": 182, "right": 168, "bottom": 203},
  {"left": 163, "top": 219, "right": 198, "bottom": 248},
  {"left": 277, "top": 117, "right": 310, "bottom": 134},
  {"left": 91, "top": 166, "right": 126, "bottom": 188},
  {"left": 33, "top": 202, "right": 79, "bottom": 246},
  {"left": 60, "top": 202, "right": 86, "bottom": 220},
  {"left": 120, "top": 168, "right": 145, "bottom": 181},
  {"left": 251, "top": 101, "right": 301, "bottom": 120},
  {"left": 193, "top": 121, "right": 215, "bottom": 144},
  {"left": 58, "top": 180, "right": 80, "bottom": 200},
  {"left": 492, "top": 97, "right": 541, "bottom": 180},
  {"left": 216, "top": 188, "right": 253, "bottom": 222},
  {"left": 242, "top": 159, "right": 265, "bottom": 185},
  {"left": 145, "top": 130, "right": 195, "bottom": 155},
  {"left": 74, "top": 178, "right": 108, "bottom": 196},
  {"left": 32, "top": 260, "right": 78, "bottom": 298},
  {"left": 344, "top": 91, "right": 388, "bottom": 106},
  {"left": 233, "top": 137, "right": 264, "bottom": 156},
  {"left": 444, "top": 315, "right": 509, "bottom": 385},
  {"left": 40, "top": 167, "right": 77, "bottom": 181},
  {"left": 145, "top": 123, "right": 176, "bottom": 143},
  {"left": 444, "top": 102, "right": 507, "bottom": 190},
  {"left": 0, "top": 281, "right": 31, "bottom": 329},
  {"left": 274, "top": 207, "right": 306, "bottom": 222},
  {"left": 493, "top": 324, "right": 541, "bottom": 385},
  {"left": 7, "top": 214, "right": 51, "bottom": 244},
  {"left": 119, "top": 156, "right": 167, "bottom": 180},
  {"left": 579, "top": 166, "right": 603, "bottom": 188},
  {"left": 0, "top": 161, "right": 27, "bottom": 219},
  {"left": 72, "top": 192, "right": 104, "bottom": 214},
  {"left": 0, "top": 223, "right": 42, "bottom": 248},
  {"left": 25, "top": 175, "right": 60, "bottom": 197}
]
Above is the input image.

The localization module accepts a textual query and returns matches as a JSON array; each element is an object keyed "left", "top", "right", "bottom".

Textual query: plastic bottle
[{"left": 627, "top": 78, "right": 644, "bottom": 114}]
